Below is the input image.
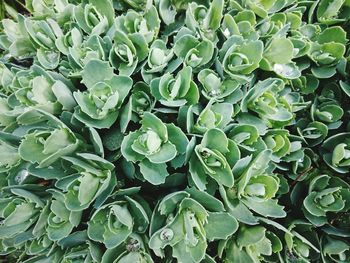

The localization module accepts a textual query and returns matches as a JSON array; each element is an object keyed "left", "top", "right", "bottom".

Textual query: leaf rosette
[
  {"left": 74, "top": 59, "right": 133, "bottom": 129},
  {"left": 158, "top": 0, "right": 203, "bottom": 25},
  {"left": 113, "top": 5, "right": 160, "bottom": 44},
  {"left": 0, "top": 16, "right": 35, "bottom": 57},
  {"left": 120, "top": 82, "right": 156, "bottom": 132},
  {"left": 64, "top": 35, "right": 111, "bottom": 76},
  {"left": 174, "top": 33, "right": 214, "bottom": 71},
  {"left": 129, "top": 83, "right": 155, "bottom": 116},
  {"left": 221, "top": 10, "right": 259, "bottom": 40},
  {"left": 316, "top": 0, "right": 350, "bottom": 25},
  {"left": 192, "top": 101, "right": 234, "bottom": 134},
  {"left": 101, "top": 234, "right": 154, "bottom": 263},
  {"left": 308, "top": 27, "right": 347, "bottom": 78},
  {"left": 220, "top": 149, "right": 286, "bottom": 224},
  {"left": 219, "top": 224, "right": 283, "bottom": 263},
  {"left": 219, "top": 35, "right": 263, "bottom": 82},
  {"left": 296, "top": 119, "right": 328, "bottom": 147},
  {"left": 311, "top": 95, "right": 344, "bottom": 129},
  {"left": 115, "top": 0, "right": 153, "bottom": 11},
  {"left": 121, "top": 112, "right": 188, "bottom": 185},
  {"left": 189, "top": 128, "right": 239, "bottom": 190},
  {"left": 228, "top": 124, "right": 266, "bottom": 154},
  {"left": 24, "top": 17, "right": 62, "bottom": 69},
  {"left": 321, "top": 236, "right": 350, "bottom": 263},
  {"left": 46, "top": 189, "right": 82, "bottom": 241},
  {"left": 263, "top": 129, "right": 291, "bottom": 162},
  {"left": 0, "top": 96, "right": 19, "bottom": 129},
  {"left": 114, "top": 5, "right": 160, "bottom": 43},
  {"left": 0, "top": 187, "right": 52, "bottom": 256},
  {"left": 0, "top": 188, "right": 46, "bottom": 251},
  {"left": 18, "top": 110, "right": 80, "bottom": 168},
  {"left": 57, "top": 153, "right": 116, "bottom": 212},
  {"left": 109, "top": 30, "right": 148, "bottom": 76},
  {"left": 55, "top": 27, "right": 83, "bottom": 56},
  {"left": 185, "top": 0, "right": 224, "bottom": 42},
  {"left": 279, "top": 145, "right": 315, "bottom": 179},
  {"left": 58, "top": 234, "right": 103, "bottom": 263},
  {"left": 73, "top": 0, "right": 114, "bottom": 36},
  {"left": 241, "top": 78, "right": 294, "bottom": 127},
  {"left": 302, "top": 174, "right": 350, "bottom": 226},
  {"left": 232, "top": 0, "right": 292, "bottom": 18},
  {"left": 12, "top": 65, "right": 76, "bottom": 115},
  {"left": 87, "top": 189, "right": 150, "bottom": 249},
  {"left": 322, "top": 133, "right": 350, "bottom": 173},
  {"left": 258, "top": 11, "right": 303, "bottom": 39},
  {"left": 149, "top": 189, "right": 238, "bottom": 262},
  {"left": 197, "top": 69, "right": 240, "bottom": 101},
  {"left": 25, "top": 0, "right": 56, "bottom": 18},
  {"left": 150, "top": 66, "right": 199, "bottom": 107},
  {"left": 141, "top": 39, "right": 174, "bottom": 84},
  {"left": 284, "top": 220, "right": 320, "bottom": 262},
  {"left": 0, "top": 62, "right": 15, "bottom": 95}
]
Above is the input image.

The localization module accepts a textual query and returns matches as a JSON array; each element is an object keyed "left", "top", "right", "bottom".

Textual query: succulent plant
[{"left": 0, "top": 0, "right": 350, "bottom": 262}]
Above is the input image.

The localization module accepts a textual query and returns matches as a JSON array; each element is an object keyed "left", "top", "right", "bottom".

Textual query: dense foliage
[{"left": 0, "top": 0, "right": 350, "bottom": 262}]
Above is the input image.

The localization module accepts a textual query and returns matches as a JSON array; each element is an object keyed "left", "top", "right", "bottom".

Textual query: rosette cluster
[{"left": 0, "top": 0, "right": 350, "bottom": 262}]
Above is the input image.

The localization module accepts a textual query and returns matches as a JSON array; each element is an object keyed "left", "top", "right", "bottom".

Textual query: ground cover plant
[{"left": 0, "top": 0, "right": 350, "bottom": 262}]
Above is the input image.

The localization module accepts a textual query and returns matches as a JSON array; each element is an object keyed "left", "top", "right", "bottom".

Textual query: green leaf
[
  {"left": 89, "top": 127, "right": 104, "bottom": 157},
  {"left": 78, "top": 173, "right": 100, "bottom": 206},
  {"left": 205, "top": 212, "right": 238, "bottom": 241},
  {"left": 242, "top": 197, "right": 286, "bottom": 218},
  {"left": 51, "top": 81, "right": 76, "bottom": 111},
  {"left": 201, "top": 128, "right": 228, "bottom": 153},
  {"left": 139, "top": 159, "right": 169, "bottom": 185},
  {"left": 237, "top": 226, "right": 265, "bottom": 247},
  {"left": 81, "top": 59, "right": 114, "bottom": 88},
  {"left": 147, "top": 141, "right": 177, "bottom": 164},
  {"left": 264, "top": 38, "right": 294, "bottom": 64},
  {"left": 167, "top": 123, "right": 189, "bottom": 154},
  {"left": 121, "top": 131, "right": 144, "bottom": 163},
  {"left": 88, "top": 0, "right": 114, "bottom": 25}
]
